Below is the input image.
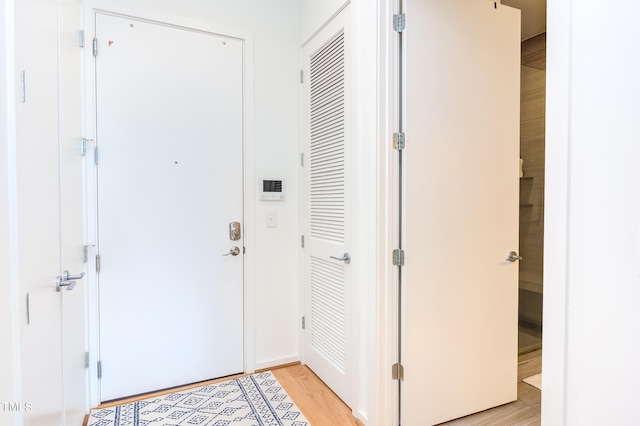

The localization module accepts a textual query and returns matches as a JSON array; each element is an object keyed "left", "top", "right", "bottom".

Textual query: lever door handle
[
  {"left": 63, "top": 271, "right": 85, "bottom": 281},
  {"left": 506, "top": 251, "right": 523, "bottom": 262},
  {"left": 223, "top": 246, "right": 241, "bottom": 256},
  {"left": 329, "top": 253, "right": 351, "bottom": 264},
  {"left": 56, "top": 277, "right": 77, "bottom": 292}
]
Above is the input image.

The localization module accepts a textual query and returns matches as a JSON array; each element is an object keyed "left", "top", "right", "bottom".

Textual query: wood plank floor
[
  {"left": 85, "top": 351, "right": 541, "bottom": 426},
  {"left": 439, "top": 351, "right": 542, "bottom": 426},
  {"left": 271, "top": 364, "right": 364, "bottom": 426}
]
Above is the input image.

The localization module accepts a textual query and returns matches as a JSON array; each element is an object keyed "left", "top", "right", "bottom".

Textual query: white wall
[
  {"left": 544, "top": 1, "right": 640, "bottom": 424},
  {"left": 1, "top": 1, "right": 19, "bottom": 424},
  {"left": 299, "top": 0, "right": 349, "bottom": 44},
  {"left": 83, "top": 0, "right": 303, "bottom": 372}
]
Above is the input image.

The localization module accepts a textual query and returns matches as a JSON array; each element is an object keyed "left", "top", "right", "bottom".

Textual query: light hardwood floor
[
  {"left": 85, "top": 351, "right": 541, "bottom": 426},
  {"left": 439, "top": 351, "right": 542, "bottom": 426}
]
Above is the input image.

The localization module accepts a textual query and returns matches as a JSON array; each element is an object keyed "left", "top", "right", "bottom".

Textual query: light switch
[{"left": 266, "top": 211, "right": 277, "bottom": 228}]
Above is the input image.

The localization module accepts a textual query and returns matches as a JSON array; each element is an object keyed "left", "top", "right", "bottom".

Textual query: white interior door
[
  {"left": 59, "top": 0, "right": 88, "bottom": 423},
  {"left": 95, "top": 13, "right": 244, "bottom": 401},
  {"left": 16, "top": 0, "right": 87, "bottom": 424},
  {"left": 301, "top": 8, "right": 353, "bottom": 406},
  {"left": 17, "top": 1, "right": 64, "bottom": 424},
  {"left": 402, "top": 1, "right": 521, "bottom": 424}
]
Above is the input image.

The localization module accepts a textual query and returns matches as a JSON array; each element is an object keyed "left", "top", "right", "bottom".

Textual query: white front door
[
  {"left": 94, "top": 13, "right": 245, "bottom": 401},
  {"left": 301, "top": 7, "right": 353, "bottom": 406},
  {"left": 402, "top": 1, "right": 521, "bottom": 424}
]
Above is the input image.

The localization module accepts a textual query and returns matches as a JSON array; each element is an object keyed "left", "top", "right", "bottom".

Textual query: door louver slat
[
  {"left": 310, "top": 256, "right": 346, "bottom": 373},
  {"left": 309, "top": 31, "right": 345, "bottom": 244}
]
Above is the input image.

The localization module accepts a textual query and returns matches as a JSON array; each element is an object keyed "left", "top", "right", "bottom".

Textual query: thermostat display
[{"left": 260, "top": 179, "right": 285, "bottom": 200}]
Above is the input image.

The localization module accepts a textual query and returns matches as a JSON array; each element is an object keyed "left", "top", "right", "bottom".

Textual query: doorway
[
  {"left": 93, "top": 13, "right": 245, "bottom": 401},
  {"left": 518, "top": 33, "right": 546, "bottom": 355}
]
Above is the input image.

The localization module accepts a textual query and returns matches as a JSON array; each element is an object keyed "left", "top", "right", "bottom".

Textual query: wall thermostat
[{"left": 260, "top": 179, "right": 285, "bottom": 200}]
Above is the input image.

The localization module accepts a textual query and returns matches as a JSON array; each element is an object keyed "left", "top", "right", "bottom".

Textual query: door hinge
[
  {"left": 393, "top": 132, "right": 406, "bottom": 150},
  {"left": 79, "top": 30, "right": 85, "bottom": 47},
  {"left": 392, "top": 363, "right": 404, "bottom": 381},
  {"left": 300, "top": 153, "right": 304, "bottom": 166},
  {"left": 20, "top": 70, "right": 26, "bottom": 103},
  {"left": 393, "top": 13, "right": 406, "bottom": 32},
  {"left": 300, "top": 70, "right": 304, "bottom": 84},
  {"left": 302, "top": 316, "right": 306, "bottom": 330},
  {"left": 26, "top": 293, "right": 30, "bottom": 325},
  {"left": 94, "top": 147, "right": 99, "bottom": 165},
  {"left": 92, "top": 37, "right": 98, "bottom": 56},
  {"left": 96, "top": 255, "right": 101, "bottom": 273},
  {"left": 84, "top": 352, "right": 90, "bottom": 369},
  {"left": 392, "top": 249, "right": 405, "bottom": 266},
  {"left": 97, "top": 360, "right": 102, "bottom": 379},
  {"left": 301, "top": 235, "right": 305, "bottom": 248}
]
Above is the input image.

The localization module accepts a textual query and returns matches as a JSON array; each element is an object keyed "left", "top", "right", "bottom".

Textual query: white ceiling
[{"left": 501, "top": 0, "right": 546, "bottom": 41}]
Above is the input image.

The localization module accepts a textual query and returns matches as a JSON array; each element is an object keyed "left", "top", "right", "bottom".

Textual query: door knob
[
  {"left": 329, "top": 253, "right": 351, "bottom": 264},
  {"left": 223, "top": 246, "right": 241, "bottom": 256},
  {"left": 506, "top": 251, "right": 523, "bottom": 262}
]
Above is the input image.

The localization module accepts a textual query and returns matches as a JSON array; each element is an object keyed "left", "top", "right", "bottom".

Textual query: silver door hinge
[
  {"left": 97, "top": 360, "right": 102, "bottom": 379},
  {"left": 302, "top": 316, "right": 306, "bottom": 330},
  {"left": 84, "top": 352, "right": 90, "bottom": 369},
  {"left": 393, "top": 14, "right": 406, "bottom": 32},
  {"left": 300, "top": 70, "right": 304, "bottom": 84},
  {"left": 26, "top": 293, "right": 30, "bottom": 325},
  {"left": 393, "top": 132, "right": 405, "bottom": 150},
  {"left": 94, "top": 147, "right": 99, "bottom": 165},
  {"left": 392, "top": 249, "right": 405, "bottom": 266},
  {"left": 92, "top": 37, "right": 98, "bottom": 57},
  {"left": 96, "top": 255, "right": 101, "bottom": 273},
  {"left": 300, "top": 153, "right": 304, "bottom": 166},
  {"left": 79, "top": 30, "right": 85, "bottom": 47},
  {"left": 392, "top": 363, "right": 404, "bottom": 381},
  {"left": 301, "top": 235, "right": 305, "bottom": 248},
  {"left": 20, "top": 70, "right": 26, "bottom": 103}
]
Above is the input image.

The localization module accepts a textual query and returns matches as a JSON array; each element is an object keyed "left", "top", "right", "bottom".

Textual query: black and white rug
[{"left": 87, "top": 371, "right": 309, "bottom": 426}]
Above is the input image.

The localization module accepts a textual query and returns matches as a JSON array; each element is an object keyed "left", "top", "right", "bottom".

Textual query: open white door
[
  {"left": 402, "top": 1, "right": 520, "bottom": 424},
  {"left": 301, "top": 7, "right": 353, "bottom": 407},
  {"left": 59, "top": 0, "right": 89, "bottom": 422},
  {"left": 94, "top": 13, "right": 244, "bottom": 401},
  {"left": 14, "top": 1, "right": 87, "bottom": 424}
]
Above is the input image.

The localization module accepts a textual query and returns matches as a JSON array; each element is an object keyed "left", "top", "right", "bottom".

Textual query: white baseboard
[{"left": 253, "top": 356, "right": 301, "bottom": 372}]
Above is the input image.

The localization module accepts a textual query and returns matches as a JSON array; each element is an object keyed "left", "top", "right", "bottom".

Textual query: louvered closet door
[{"left": 302, "top": 7, "right": 352, "bottom": 407}]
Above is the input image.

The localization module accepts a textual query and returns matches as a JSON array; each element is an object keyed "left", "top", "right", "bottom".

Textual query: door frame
[{"left": 81, "top": 2, "right": 256, "bottom": 408}]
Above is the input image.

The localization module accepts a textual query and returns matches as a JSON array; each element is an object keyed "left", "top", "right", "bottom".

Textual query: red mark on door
[{"left": 108, "top": 40, "right": 114, "bottom": 47}]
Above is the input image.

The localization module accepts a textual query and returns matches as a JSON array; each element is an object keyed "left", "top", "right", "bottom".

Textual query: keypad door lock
[{"left": 229, "top": 222, "right": 241, "bottom": 241}]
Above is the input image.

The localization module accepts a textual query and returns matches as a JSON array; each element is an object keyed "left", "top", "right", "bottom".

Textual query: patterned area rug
[{"left": 87, "top": 371, "right": 309, "bottom": 426}]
